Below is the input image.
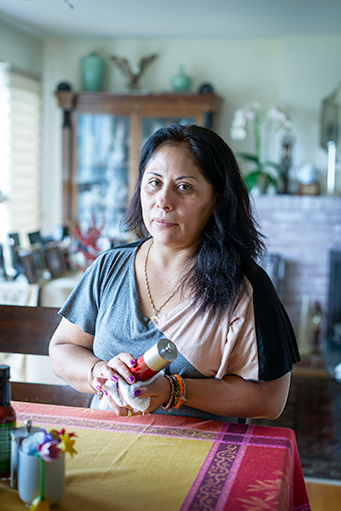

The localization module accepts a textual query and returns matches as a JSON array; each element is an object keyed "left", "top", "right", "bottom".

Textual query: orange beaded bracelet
[
  {"left": 173, "top": 374, "right": 187, "bottom": 409},
  {"left": 162, "top": 374, "right": 187, "bottom": 411}
]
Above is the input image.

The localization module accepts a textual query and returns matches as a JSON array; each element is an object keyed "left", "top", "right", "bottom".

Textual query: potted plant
[{"left": 230, "top": 102, "right": 292, "bottom": 194}]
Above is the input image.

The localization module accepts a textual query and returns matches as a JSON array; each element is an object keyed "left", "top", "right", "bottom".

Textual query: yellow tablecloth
[{"left": 0, "top": 402, "right": 311, "bottom": 511}]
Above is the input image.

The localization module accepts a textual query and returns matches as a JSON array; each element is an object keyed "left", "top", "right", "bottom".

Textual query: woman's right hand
[
  {"left": 90, "top": 353, "right": 138, "bottom": 416},
  {"left": 92, "top": 352, "right": 136, "bottom": 384}
]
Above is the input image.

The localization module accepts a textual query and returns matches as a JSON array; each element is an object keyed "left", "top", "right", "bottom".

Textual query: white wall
[
  {"left": 36, "top": 34, "right": 341, "bottom": 232},
  {"left": 279, "top": 36, "right": 341, "bottom": 192},
  {"left": 0, "top": 18, "right": 43, "bottom": 74}
]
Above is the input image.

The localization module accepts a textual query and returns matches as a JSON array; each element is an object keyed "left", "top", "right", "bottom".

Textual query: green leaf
[
  {"left": 237, "top": 153, "right": 259, "bottom": 164},
  {"left": 261, "top": 173, "right": 278, "bottom": 190},
  {"left": 266, "top": 174, "right": 278, "bottom": 188},
  {"left": 243, "top": 171, "right": 260, "bottom": 191},
  {"left": 263, "top": 161, "right": 282, "bottom": 173}
]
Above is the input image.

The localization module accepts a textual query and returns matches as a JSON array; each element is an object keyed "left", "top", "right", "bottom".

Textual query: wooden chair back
[{"left": 0, "top": 304, "right": 91, "bottom": 407}]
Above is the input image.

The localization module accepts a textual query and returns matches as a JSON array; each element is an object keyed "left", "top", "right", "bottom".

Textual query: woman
[{"left": 49, "top": 124, "right": 299, "bottom": 422}]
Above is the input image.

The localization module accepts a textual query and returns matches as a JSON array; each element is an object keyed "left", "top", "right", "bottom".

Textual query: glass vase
[{"left": 80, "top": 52, "right": 105, "bottom": 92}]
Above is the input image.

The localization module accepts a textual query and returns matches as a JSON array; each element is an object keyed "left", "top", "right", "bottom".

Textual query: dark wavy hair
[{"left": 123, "top": 124, "right": 265, "bottom": 317}]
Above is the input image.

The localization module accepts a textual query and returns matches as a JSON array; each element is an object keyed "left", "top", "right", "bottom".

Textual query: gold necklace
[{"left": 144, "top": 240, "right": 182, "bottom": 323}]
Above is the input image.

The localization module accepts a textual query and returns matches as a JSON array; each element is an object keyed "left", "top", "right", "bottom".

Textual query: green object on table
[{"left": 29, "top": 456, "right": 50, "bottom": 510}]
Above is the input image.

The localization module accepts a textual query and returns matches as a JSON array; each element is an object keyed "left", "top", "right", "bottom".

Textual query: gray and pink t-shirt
[{"left": 59, "top": 240, "right": 299, "bottom": 422}]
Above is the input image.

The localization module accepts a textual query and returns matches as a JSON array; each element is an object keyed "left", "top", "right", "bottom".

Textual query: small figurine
[{"left": 110, "top": 54, "right": 158, "bottom": 90}]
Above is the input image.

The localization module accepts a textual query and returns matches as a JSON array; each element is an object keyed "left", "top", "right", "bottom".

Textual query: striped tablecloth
[{"left": 1, "top": 402, "right": 311, "bottom": 511}]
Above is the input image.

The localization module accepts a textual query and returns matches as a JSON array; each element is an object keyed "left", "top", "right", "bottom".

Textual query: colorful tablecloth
[{"left": 0, "top": 402, "right": 311, "bottom": 511}]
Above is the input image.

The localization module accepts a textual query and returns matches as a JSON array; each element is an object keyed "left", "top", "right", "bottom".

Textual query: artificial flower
[
  {"left": 23, "top": 426, "right": 77, "bottom": 511},
  {"left": 21, "top": 435, "right": 39, "bottom": 456},
  {"left": 21, "top": 429, "right": 58, "bottom": 457},
  {"left": 35, "top": 429, "right": 55, "bottom": 446},
  {"left": 59, "top": 431, "right": 77, "bottom": 457},
  {"left": 49, "top": 429, "right": 62, "bottom": 441},
  {"left": 38, "top": 440, "right": 61, "bottom": 462}
]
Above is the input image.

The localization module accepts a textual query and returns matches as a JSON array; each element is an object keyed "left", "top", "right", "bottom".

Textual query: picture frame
[
  {"left": 8, "top": 232, "right": 21, "bottom": 247},
  {"left": 20, "top": 252, "right": 40, "bottom": 284},
  {"left": 43, "top": 243, "right": 68, "bottom": 277},
  {"left": 28, "top": 231, "right": 42, "bottom": 246}
]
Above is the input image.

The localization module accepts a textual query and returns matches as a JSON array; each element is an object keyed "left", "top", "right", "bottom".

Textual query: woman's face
[{"left": 140, "top": 143, "right": 216, "bottom": 251}]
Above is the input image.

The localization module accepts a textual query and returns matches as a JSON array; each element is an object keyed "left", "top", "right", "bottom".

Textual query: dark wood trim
[
  {"left": 0, "top": 304, "right": 92, "bottom": 408},
  {"left": 11, "top": 382, "right": 92, "bottom": 408},
  {"left": 0, "top": 305, "right": 60, "bottom": 355}
]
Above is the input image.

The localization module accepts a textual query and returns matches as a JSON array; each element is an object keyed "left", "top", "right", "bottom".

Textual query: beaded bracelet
[
  {"left": 170, "top": 375, "right": 180, "bottom": 408},
  {"left": 162, "top": 374, "right": 187, "bottom": 410},
  {"left": 162, "top": 375, "right": 175, "bottom": 410},
  {"left": 173, "top": 374, "right": 187, "bottom": 409}
]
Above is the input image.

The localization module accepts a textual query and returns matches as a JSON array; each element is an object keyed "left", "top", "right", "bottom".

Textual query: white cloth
[{"left": 99, "top": 372, "right": 163, "bottom": 412}]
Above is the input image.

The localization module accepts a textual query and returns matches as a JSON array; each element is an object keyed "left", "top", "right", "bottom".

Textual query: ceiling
[{"left": 0, "top": 0, "right": 341, "bottom": 40}]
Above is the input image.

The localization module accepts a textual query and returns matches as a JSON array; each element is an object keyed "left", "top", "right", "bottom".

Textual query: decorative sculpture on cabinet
[{"left": 110, "top": 54, "right": 158, "bottom": 90}]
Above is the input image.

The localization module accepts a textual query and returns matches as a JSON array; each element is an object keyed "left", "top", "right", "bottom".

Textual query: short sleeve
[{"left": 58, "top": 255, "right": 105, "bottom": 336}]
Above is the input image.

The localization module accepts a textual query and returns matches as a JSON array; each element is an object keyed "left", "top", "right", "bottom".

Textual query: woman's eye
[
  {"left": 149, "top": 179, "right": 161, "bottom": 187},
  {"left": 178, "top": 183, "right": 191, "bottom": 192}
]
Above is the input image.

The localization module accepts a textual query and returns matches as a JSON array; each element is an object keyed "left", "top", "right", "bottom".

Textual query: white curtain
[
  {"left": 0, "top": 62, "right": 11, "bottom": 245},
  {"left": 0, "top": 64, "right": 42, "bottom": 248}
]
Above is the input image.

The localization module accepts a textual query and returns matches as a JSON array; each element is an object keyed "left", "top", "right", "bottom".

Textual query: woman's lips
[{"left": 153, "top": 218, "right": 177, "bottom": 228}]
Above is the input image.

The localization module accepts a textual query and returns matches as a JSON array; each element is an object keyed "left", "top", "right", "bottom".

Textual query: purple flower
[
  {"left": 38, "top": 440, "right": 61, "bottom": 462},
  {"left": 36, "top": 428, "right": 54, "bottom": 445}
]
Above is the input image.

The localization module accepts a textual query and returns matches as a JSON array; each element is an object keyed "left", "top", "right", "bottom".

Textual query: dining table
[{"left": 1, "top": 401, "right": 311, "bottom": 511}]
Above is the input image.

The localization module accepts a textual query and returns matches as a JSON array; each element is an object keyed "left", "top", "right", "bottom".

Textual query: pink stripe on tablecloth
[
  {"left": 179, "top": 423, "right": 253, "bottom": 511},
  {"left": 214, "top": 425, "right": 255, "bottom": 511},
  {"left": 179, "top": 422, "right": 229, "bottom": 511},
  {"left": 179, "top": 424, "right": 300, "bottom": 511},
  {"left": 16, "top": 411, "right": 218, "bottom": 441}
]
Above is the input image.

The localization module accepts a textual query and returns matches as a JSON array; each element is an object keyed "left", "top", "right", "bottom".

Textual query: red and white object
[{"left": 130, "top": 339, "right": 178, "bottom": 381}]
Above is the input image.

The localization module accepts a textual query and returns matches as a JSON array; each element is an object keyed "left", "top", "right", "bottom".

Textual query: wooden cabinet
[{"left": 55, "top": 92, "right": 221, "bottom": 243}]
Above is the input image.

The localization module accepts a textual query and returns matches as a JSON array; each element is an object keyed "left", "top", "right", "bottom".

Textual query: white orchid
[
  {"left": 230, "top": 126, "right": 247, "bottom": 141},
  {"left": 267, "top": 106, "right": 291, "bottom": 130},
  {"left": 232, "top": 110, "right": 247, "bottom": 127},
  {"left": 230, "top": 102, "right": 292, "bottom": 193},
  {"left": 230, "top": 102, "right": 261, "bottom": 139}
]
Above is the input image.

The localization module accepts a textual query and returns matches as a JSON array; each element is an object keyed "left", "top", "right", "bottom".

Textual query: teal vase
[
  {"left": 80, "top": 52, "right": 105, "bottom": 92},
  {"left": 171, "top": 66, "right": 192, "bottom": 92}
]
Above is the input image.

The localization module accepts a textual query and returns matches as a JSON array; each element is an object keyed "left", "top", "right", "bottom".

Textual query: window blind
[{"left": 0, "top": 66, "right": 42, "bottom": 248}]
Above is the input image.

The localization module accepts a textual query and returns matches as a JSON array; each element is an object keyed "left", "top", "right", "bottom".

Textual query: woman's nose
[{"left": 156, "top": 187, "right": 174, "bottom": 210}]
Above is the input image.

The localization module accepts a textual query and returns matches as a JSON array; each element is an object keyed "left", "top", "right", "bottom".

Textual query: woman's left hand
[
  {"left": 113, "top": 374, "right": 170, "bottom": 415},
  {"left": 103, "top": 373, "right": 171, "bottom": 416}
]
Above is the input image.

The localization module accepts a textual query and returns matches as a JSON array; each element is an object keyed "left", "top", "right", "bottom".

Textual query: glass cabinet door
[
  {"left": 76, "top": 114, "right": 130, "bottom": 242},
  {"left": 141, "top": 116, "right": 195, "bottom": 148}
]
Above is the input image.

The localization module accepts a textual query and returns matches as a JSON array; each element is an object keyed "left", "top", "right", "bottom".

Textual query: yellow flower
[
  {"left": 30, "top": 496, "right": 50, "bottom": 511},
  {"left": 59, "top": 432, "right": 77, "bottom": 457}
]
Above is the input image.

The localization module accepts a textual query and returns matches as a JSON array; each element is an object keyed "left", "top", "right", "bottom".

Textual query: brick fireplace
[{"left": 253, "top": 195, "right": 341, "bottom": 343}]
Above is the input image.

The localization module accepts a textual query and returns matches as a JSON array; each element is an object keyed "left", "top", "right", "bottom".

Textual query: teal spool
[
  {"left": 80, "top": 52, "right": 105, "bottom": 92},
  {"left": 171, "top": 65, "right": 192, "bottom": 92}
]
